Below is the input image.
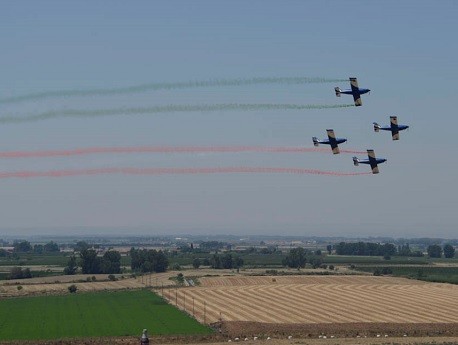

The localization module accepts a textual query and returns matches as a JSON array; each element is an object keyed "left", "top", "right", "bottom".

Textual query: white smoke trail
[
  {"left": 0, "top": 103, "right": 354, "bottom": 124},
  {"left": 0, "top": 77, "right": 347, "bottom": 104}
]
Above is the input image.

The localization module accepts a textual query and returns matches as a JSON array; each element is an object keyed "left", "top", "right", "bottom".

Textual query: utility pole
[{"left": 192, "top": 297, "right": 195, "bottom": 317}]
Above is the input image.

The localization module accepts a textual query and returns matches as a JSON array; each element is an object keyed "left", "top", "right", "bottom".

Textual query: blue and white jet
[
  {"left": 353, "top": 149, "right": 387, "bottom": 174},
  {"left": 335, "top": 77, "right": 370, "bottom": 106},
  {"left": 373, "top": 116, "right": 409, "bottom": 140},
  {"left": 312, "top": 129, "right": 347, "bottom": 154}
]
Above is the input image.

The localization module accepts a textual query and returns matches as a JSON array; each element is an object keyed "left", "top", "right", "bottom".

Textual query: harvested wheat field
[{"left": 162, "top": 275, "right": 458, "bottom": 325}]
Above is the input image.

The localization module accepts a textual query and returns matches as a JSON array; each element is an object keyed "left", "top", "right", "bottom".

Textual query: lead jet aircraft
[
  {"left": 373, "top": 116, "right": 409, "bottom": 140},
  {"left": 335, "top": 77, "right": 370, "bottom": 106},
  {"left": 312, "top": 129, "right": 347, "bottom": 154},
  {"left": 353, "top": 149, "right": 387, "bottom": 174}
]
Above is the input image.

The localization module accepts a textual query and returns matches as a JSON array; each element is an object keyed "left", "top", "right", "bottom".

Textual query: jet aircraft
[
  {"left": 312, "top": 129, "right": 347, "bottom": 154},
  {"left": 373, "top": 116, "right": 409, "bottom": 140},
  {"left": 335, "top": 77, "right": 370, "bottom": 106},
  {"left": 353, "top": 149, "right": 387, "bottom": 174}
]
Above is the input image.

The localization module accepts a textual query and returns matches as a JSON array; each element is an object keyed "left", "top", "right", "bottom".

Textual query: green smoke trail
[
  {"left": 0, "top": 77, "right": 347, "bottom": 104},
  {"left": 0, "top": 103, "right": 355, "bottom": 124}
]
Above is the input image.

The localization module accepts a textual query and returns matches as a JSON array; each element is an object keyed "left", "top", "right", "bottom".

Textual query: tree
[
  {"left": 9, "top": 267, "right": 24, "bottom": 279},
  {"left": 283, "top": 247, "right": 307, "bottom": 269},
  {"left": 192, "top": 258, "right": 201, "bottom": 269},
  {"left": 310, "top": 256, "right": 323, "bottom": 269},
  {"left": 64, "top": 255, "right": 78, "bottom": 275},
  {"left": 210, "top": 254, "right": 222, "bottom": 269},
  {"left": 22, "top": 268, "right": 32, "bottom": 279},
  {"left": 221, "top": 253, "right": 234, "bottom": 269},
  {"left": 100, "top": 250, "right": 121, "bottom": 274},
  {"left": 44, "top": 241, "right": 59, "bottom": 252},
  {"left": 79, "top": 249, "right": 101, "bottom": 274},
  {"left": 74, "top": 241, "right": 90, "bottom": 252},
  {"left": 427, "top": 244, "right": 442, "bottom": 258},
  {"left": 68, "top": 284, "right": 77, "bottom": 293},
  {"left": 326, "top": 245, "right": 332, "bottom": 255},
  {"left": 9, "top": 267, "right": 31, "bottom": 279},
  {"left": 443, "top": 244, "right": 455, "bottom": 259},
  {"left": 13, "top": 240, "right": 32, "bottom": 252},
  {"left": 129, "top": 248, "right": 168, "bottom": 273},
  {"left": 33, "top": 244, "right": 44, "bottom": 254}
]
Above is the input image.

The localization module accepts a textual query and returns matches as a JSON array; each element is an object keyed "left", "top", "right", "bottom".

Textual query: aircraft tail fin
[
  {"left": 334, "top": 87, "right": 341, "bottom": 97},
  {"left": 352, "top": 157, "right": 359, "bottom": 166},
  {"left": 373, "top": 122, "right": 380, "bottom": 132},
  {"left": 312, "top": 137, "right": 319, "bottom": 147}
]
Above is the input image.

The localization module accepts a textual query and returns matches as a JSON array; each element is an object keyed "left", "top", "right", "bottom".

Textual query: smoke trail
[
  {"left": 0, "top": 167, "right": 371, "bottom": 179},
  {"left": 0, "top": 146, "right": 366, "bottom": 158},
  {"left": 0, "top": 77, "right": 347, "bottom": 104},
  {"left": 0, "top": 103, "right": 354, "bottom": 124}
]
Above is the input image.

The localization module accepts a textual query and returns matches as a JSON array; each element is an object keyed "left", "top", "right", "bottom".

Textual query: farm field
[
  {"left": 163, "top": 275, "right": 458, "bottom": 324},
  {"left": 0, "top": 290, "right": 212, "bottom": 341},
  {"left": 354, "top": 266, "right": 458, "bottom": 284}
]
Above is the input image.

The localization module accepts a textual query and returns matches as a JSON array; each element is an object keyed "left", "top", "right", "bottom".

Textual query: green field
[
  {"left": 354, "top": 265, "right": 458, "bottom": 284},
  {"left": 0, "top": 289, "right": 212, "bottom": 340},
  {"left": 323, "top": 255, "right": 429, "bottom": 265},
  {"left": 0, "top": 252, "right": 69, "bottom": 266}
]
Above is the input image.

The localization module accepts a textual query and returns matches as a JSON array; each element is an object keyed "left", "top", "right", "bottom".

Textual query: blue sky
[{"left": 0, "top": 1, "right": 457, "bottom": 238}]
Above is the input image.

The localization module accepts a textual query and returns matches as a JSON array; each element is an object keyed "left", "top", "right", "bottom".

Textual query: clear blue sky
[{"left": 0, "top": 1, "right": 457, "bottom": 238}]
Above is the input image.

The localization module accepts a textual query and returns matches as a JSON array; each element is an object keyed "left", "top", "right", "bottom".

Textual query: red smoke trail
[
  {"left": 0, "top": 146, "right": 365, "bottom": 158},
  {"left": 0, "top": 167, "right": 371, "bottom": 179}
]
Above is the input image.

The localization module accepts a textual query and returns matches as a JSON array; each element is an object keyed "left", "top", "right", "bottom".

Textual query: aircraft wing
[
  {"left": 390, "top": 116, "right": 399, "bottom": 140},
  {"left": 367, "top": 149, "right": 379, "bottom": 174},
  {"left": 350, "top": 78, "right": 362, "bottom": 106},
  {"left": 370, "top": 163, "right": 380, "bottom": 174},
  {"left": 326, "top": 129, "right": 340, "bottom": 154}
]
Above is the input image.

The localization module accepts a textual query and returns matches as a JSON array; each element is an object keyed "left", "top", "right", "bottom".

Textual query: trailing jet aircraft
[
  {"left": 373, "top": 116, "right": 409, "bottom": 140},
  {"left": 335, "top": 77, "right": 370, "bottom": 106},
  {"left": 312, "top": 129, "right": 347, "bottom": 154},
  {"left": 353, "top": 149, "right": 386, "bottom": 174}
]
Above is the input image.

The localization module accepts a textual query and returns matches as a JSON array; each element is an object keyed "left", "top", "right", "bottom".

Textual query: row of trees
[
  {"left": 333, "top": 241, "right": 455, "bottom": 258},
  {"left": 13, "top": 240, "right": 60, "bottom": 253},
  {"left": 209, "top": 253, "right": 243, "bottom": 269},
  {"left": 427, "top": 244, "right": 455, "bottom": 258},
  {"left": 64, "top": 249, "right": 122, "bottom": 275},
  {"left": 282, "top": 247, "right": 324, "bottom": 269},
  {"left": 334, "top": 242, "right": 397, "bottom": 257},
  {"left": 130, "top": 248, "right": 168, "bottom": 273}
]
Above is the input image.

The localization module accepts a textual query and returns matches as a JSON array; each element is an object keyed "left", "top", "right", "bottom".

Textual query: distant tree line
[
  {"left": 334, "top": 242, "right": 397, "bottom": 257},
  {"left": 199, "top": 241, "right": 231, "bottom": 252},
  {"left": 12, "top": 240, "right": 60, "bottom": 253},
  {"left": 130, "top": 248, "right": 168, "bottom": 273},
  {"left": 209, "top": 253, "right": 243, "bottom": 269},
  {"left": 282, "top": 247, "right": 324, "bottom": 269},
  {"left": 427, "top": 244, "right": 455, "bottom": 258},
  {"left": 329, "top": 242, "right": 455, "bottom": 259},
  {"left": 9, "top": 267, "right": 32, "bottom": 279},
  {"left": 77, "top": 249, "right": 122, "bottom": 274}
]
